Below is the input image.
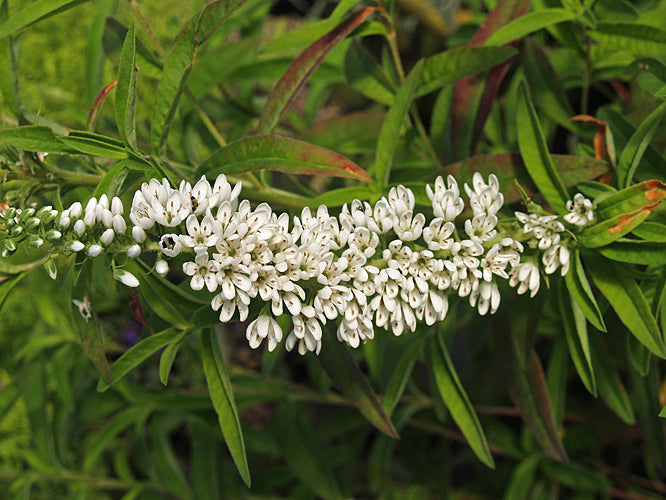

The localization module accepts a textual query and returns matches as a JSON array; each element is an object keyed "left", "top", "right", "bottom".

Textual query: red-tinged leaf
[
  {"left": 318, "top": 331, "right": 399, "bottom": 439},
  {"left": 570, "top": 115, "right": 607, "bottom": 160},
  {"left": 196, "top": 135, "right": 371, "bottom": 182},
  {"left": 448, "top": 0, "right": 530, "bottom": 160},
  {"left": 596, "top": 179, "right": 666, "bottom": 219},
  {"left": 577, "top": 204, "right": 658, "bottom": 248},
  {"left": 502, "top": 343, "right": 569, "bottom": 462},
  {"left": 87, "top": 79, "right": 117, "bottom": 131},
  {"left": 257, "top": 7, "right": 378, "bottom": 134},
  {"left": 437, "top": 153, "right": 608, "bottom": 203}
]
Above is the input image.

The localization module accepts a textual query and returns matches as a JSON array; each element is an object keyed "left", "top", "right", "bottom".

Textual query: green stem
[{"left": 125, "top": 0, "right": 166, "bottom": 61}]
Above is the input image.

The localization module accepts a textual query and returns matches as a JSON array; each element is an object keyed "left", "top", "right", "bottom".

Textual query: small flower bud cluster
[
  {"left": 0, "top": 205, "right": 60, "bottom": 256},
  {"left": 564, "top": 193, "right": 594, "bottom": 227}
]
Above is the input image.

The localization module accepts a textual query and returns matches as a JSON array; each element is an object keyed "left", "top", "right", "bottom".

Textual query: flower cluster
[{"left": 0, "top": 172, "right": 595, "bottom": 355}]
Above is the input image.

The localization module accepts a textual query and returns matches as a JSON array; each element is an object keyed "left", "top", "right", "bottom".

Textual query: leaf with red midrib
[{"left": 258, "top": 7, "right": 379, "bottom": 135}]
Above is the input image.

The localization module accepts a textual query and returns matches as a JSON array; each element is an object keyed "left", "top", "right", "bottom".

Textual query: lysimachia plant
[{"left": 0, "top": 0, "right": 665, "bottom": 497}]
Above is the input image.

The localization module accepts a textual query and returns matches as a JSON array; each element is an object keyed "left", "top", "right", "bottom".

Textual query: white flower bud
[
  {"left": 99, "top": 194, "right": 109, "bottom": 210},
  {"left": 69, "top": 202, "right": 82, "bottom": 218},
  {"left": 85, "top": 197, "right": 97, "bottom": 215},
  {"left": 114, "top": 269, "right": 140, "bottom": 287},
  {"left": 73, "top": 219, "right": 86, "bottom": 236},
  {"left": 127, "top": 244, "right": 141, "bottom": 259},
  {"left": 132, "top": 225, "right": 146, "bottom": 243},
  {"left": 101, "top": 209, "right": 113, "bottom": 228},
  {"left": 155, "top": 260, "right": 169, "bottom": 276},
  {"left": 111, "top": 196, "right": 123, "bottom": 215},
  {"left": 87, "top": 244, "right": 102, "bottom": 257},
  {"left": 68, "top": 240, "right": 85, "bottom": 252},
  {"left": 59, "top": 215, "right": 71, "bottom": 228},
  {"left": 100, "top": 228, "right": 115, "bottom": 246},
  {"left": 113, "top": 214, "right": 127, "bottom": 234},
  {"left": 84, "top": 208, "right": 96, "bottom": 227}
]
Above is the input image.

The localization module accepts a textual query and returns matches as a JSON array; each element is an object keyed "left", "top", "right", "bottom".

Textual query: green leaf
[
  {"left": 151, "top": 0, "right": 248, "bottom": 156},
  {"left": 151, "top": 414, "right": 194, "bottom": 500},
  {"left": 196, "top": 135, "right": 371, "bottom": 182},
  {"left": 597, "top": 239, "right": 666, "bottom": 265},
  {"left": 383, "top": 337, "right": 424, "bottom": 416},
  {"left": 484, "top": 9, "right": 578, "bottom": 46},
  {"left": 344, "top": 41, "right": 395, "bottom": 105},
  {"left": 577, "top": 205, "right": 656, "bottom": 248},
  {"left": 318, "top": 332, "right": 399, "bottom": 438},
  {"left": 0, "top": 125, "right": 79, "bottom": 154},
  {"left": 589, "top": 22, "right": 666, "bottom": 57},
  {"left": 257, "top": 6, "right": 378, "bottom": 134},
  {"left": 0, "top": 0, "right": 90, "bottom": 40},
  {"left": 617, "top": 101, "right": 666, "bottom": 188},
  {"left": 560, "top": 285, "right": 596, "bottom": 396},
  {"left": 417, "top": 46, "right": 517, "bottom": 97},
  {"left": 83, "top": 407, "right": 150, "bottom": 470},
  {"left": 430, "top": 335, "right": 494, "bottom": 468},
  {"left": 589, "top": 333, "right": 635, "bottom": 424},
  {"left": 97, "top": 328, "right": 188, "bottom": 392},
  {"left": 273, "top": 404, "right": 344, "bottom": 500},
  {"left": 564, "top": 249, "right": 606, "bottom": 332},
  {"left": 200, "top": 329, "right": 250, "bottom": 487},
  {"left": 0, "top": 0, "right": 20, "bottom": 115},
  {"left": 545, "top": 337, "right": 568, "bottom": 427},
  {"left": 501, "top": 335, "right": 568, "bottom": 462},
  {"left": 0, "top": 271, "right": 28, "bottom": 311},
  {"left": 540, "top": 460, "right": 611, "bottom": 493},
  {"left": 504, "top": 455, "right": 540, "bottom": 500},
  {"left": 586, "top": 254, "right": 665, "bottom": 358},
  {"left": 115, "top": 23, "right": 137, "bottom": 151},
  {"left": 308, "top": 186, "right": 376, "bottom": 208},
  {"left": 93, "top": 162, "right": 129, "bottom": 199},
  {"left": 374, "top": 60, "right": 423, "bottom": 187},
  {"left": 159, "top": 330, "right": 189, "bottom": 386},
  {"left": 516, "top": 81, "right": 569, "bottom": 213},
  {"left": 633, "top": 221, "right": 666, "bottom": 242},
  {"left": 85, "top": 0, "right": 115, "bottom": 105},
  {"left": 60, "top": 133, "right": 129, "bottom": 159}
]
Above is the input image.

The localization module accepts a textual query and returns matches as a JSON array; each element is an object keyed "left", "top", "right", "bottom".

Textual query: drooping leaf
[
  {"left": 0, "top": 0, "right": 91, "bottom": 40},
  {"left": 159, "top": 330, "right": 189, "bottom": 386},
  {"left": 545, "top": 336, "right": 568, "bottom": 425},
  {"left": 97, "top": 328, "right": 189, "bottom": 392},
  {"left": 430, "top": 335, "right": 495, "bottom": 468},
  {"left": 586, "top": 254, "right": 665, "bottom": 358},
  {"left": 196, "top": 135, "right": 371, "bottom": 182},
  {"left": 560, "top": 285, "right": 596, "bottom": 396},
  {"left": 60, "top": 132, "right": 129, "bottom": 159},
  {"left": 200, "top": 329, "right": 251, "bottom": 487},
  {"left": 115, "top": 24, "right": 137, "bottom": 151},
  {"left": 416, "top": 46, "right": 517, "bottom": 97},
  {"left": 516, "top": 81, "right": 569, "bottom": 213},
  {"left": 374, "top": 60, "right": 423, "bottom": 187},
  {"left": 383, "top": 337, "right": 424, "bottom": 416},
  {"left": 151, "top": 0, "right": 248, "bottom": 156},
  {"left": 257, "top": 6, "right": 378, "bottom": 134},
  {"left": 318, "top": 332, "right": 399, "bottom": 438}
]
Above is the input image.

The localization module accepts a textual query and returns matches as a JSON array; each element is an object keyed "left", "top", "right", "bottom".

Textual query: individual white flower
[
  {"left": 211, "top": 289, "right": 250, "bottom": 322},
  {"left": 464, "top": 213, "right": 497, "bottom": 241},
  {"left": 180, "top": 213, "right": 219, "bottom": 253},
  {"left": 543, "top": 244, "right": 570, "bottom": 275},
  {"left": 111, "top": 196, "right": 123, "bottom": 215},
  {"left": 469, "top": 281, "right": 500, "bottom": 315},
  {"left": 564, "top": 193, "right": 594, "bottom": 227},
  {"left": 465, "top": 173, "right": 504, "bottom": 216},
  {"left": 87, "top": 244, "right": 102, "bottom": 257},
  {"left": 113, "top": 214, "right": 127, "bottom": 234},
  {"left": 73, "top": 219, "right": 86, "bottom": 236},
  {"left": 151, "top": 191, "right": 190, "bottom": 227},
  {"left": 246, "top": 315, "right": 283, "bottom": 351},
  {"left": 180, "top": 175, "right": 211, "bottom": 216},
  {"left": 68, "top": 240, "right": 85, "bottom": 252},
  {"left": 72, "top": 296, "right": 92, "bottom": 322},
  {"left": 285, "top": 311, "right": 323, "bottom": 355},
  {"left": 533, "top": 217, "right": 564, "bottom": 250},
  {"left": 427, "top": 175, "right": 464, "bottom": 221},
  {"left": 155, "top": 260, "right": 169, "bottom": 276},
  {"left": 69, "top": 201, "right": 83, "bottom": 219},
  {"left": 127, "top": 244, "right": 141, "bottom": 259},
  {"left": 423, "top": 218, "right": 455, "bottom": 251},
  {"left": 130, "top": 191, "right": 155, "bottom": 230},
  {"left": 509, "top": 262, "right": 540, "bottom": 297},
  {"left": 183, "top": 253, "right": 220, "bottom": 292},
  {"left": 159, "top": 234, "right": 183, "bottom": 257},
  {"left": 100, "top": 228, "right": 115, "bottom": 246}
]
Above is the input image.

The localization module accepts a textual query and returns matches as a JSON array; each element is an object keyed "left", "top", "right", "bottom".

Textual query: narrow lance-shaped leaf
[
  {"left": 430, "top": 336, "right": 495, "bottom": 468},
  {"left": 200, "top": 329, "right": 251, "bottom": 487},
  {"left": 196, "top": 135, "right": 371, "bottom": 182},
  {"left": 564, "top": 248, "right": 606, "bottom": 333},
  {"left": 374, "top": 60, "right": 423, "bottom": 188},
  {"left": 484, "top": 9, "right": 578, "bottom": 47},
  {"left": 318, "top": 332, "right": 399, "bottom": 438},
  {"left": 617, "top": 100, "right": 666, "bottom": 188},
  {"left": 586, "top": 254, "right": 665, "bottom": 358},
  {"left": 115, "top": 24, "right": 137, "bottom": 151},
  {"left": 97, "top": 328, "right": 188, "bottom": 392},
  {"left": 258, "top": 6, "right": 378, "bottom": 134},
  {"left": 595, "top": 179, "right": 666, "bottom": 219},
  {"left": 560, "top": 286, "right": 597, "bottom": 396},
  {"left": 516, "top": 80, "right": 569, "bottom": 213},
  {"left": 577, "top": 203, "right": 658, "bottom": 248},
  {"left": 0, "top": 0, "right": 91, "bottom": 40},
  {"left": 382, "top": 337, "right": 424, "bottom": 416},
  {"left": 588, "top": 22, "right": 666, "bottom": 58},
  {"left": 151, "top": 0, "right": 248, "bottom": 156}
]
